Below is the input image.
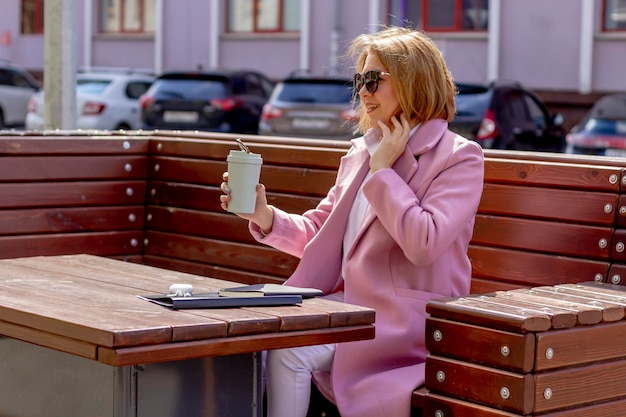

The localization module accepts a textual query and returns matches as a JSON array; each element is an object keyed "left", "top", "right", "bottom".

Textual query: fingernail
[{"left": 224, "top": 186, "right": 230, "bottom": 193}]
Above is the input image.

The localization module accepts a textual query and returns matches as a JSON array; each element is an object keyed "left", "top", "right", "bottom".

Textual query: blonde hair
[{"left": 348, "top": 26, "right": 457, "bottom": 134}]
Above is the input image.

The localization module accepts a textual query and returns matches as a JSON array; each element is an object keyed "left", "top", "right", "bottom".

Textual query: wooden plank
[
  {"left": 507, "top": 287, "right": 623, "bottom": 323},
  {"left": 472, "top": 215, "right": 612, "bottom": 260},
  {"left": 535, "top": 357, "right": 626, "bottom": 413},
  {"left": 478, "top": 183, "right": 617, "bottom": 225},
  {"left": 607, "top": 262, "right": 626, "bottom": 285},
  {"left": 0, "top": 231, "right": 144, "bottom": 259},
  {"left": 0, "top": 206, "right": 145, "bottom": 234},
  {"left": 98, "top": 325, "right": 375, "bottom": 366},
  {"left": 0, "top": 181, "right": 147, "bottom": 208},
  {"left": 145, "top": 205, "right": 257, "bottom": 244},
  {"left": 147, "top": 135, "right": 347, "bottom": 169},
  {"left": 424, "top": 391, "right": 626, "bottom": 417},
  {"left": 493, "top": 291, "right": 602, "bottom": 325},
  {"left": 0, "top": 155, "right": 147, "bottom": 181},
  {"left": 298, "top": 297, "right": 375, "bottom": 328},
  {"left": 470, "top": 294, "right": 578, "bottom": 329},
  {"left": 426, "top": 297, "right": 552, "bottom": 333},
  {"left": 143, "top": 230, "right": 299, "bottom": 279},
  {"left": 468, "top": 246, "right": 608, "bottom": 288},
  {"left": 471, "top": 278, "right": 531, "bottom": 295},
  {"left": 149, "top": 156, "right": 336, "bottom": 196},
  {"left": 0, "top": 136, "right": 150, "bottom": 155},
  {"left": 146, "top": 181, "right": 322, "bottom": 214},
  {"left": 483, "top": 158, "right": 623, "bottom": 192},
  {"left": 535, "top": 321, "right": 626, "bottom": 371},
  {"left": 617, "top": 194, "right": 626, "bottom": 228},
  {"left": 610, "top": 229, "right": 626, "bottom": 262},
  {"left": 425, "top": 355, "right": 534, "bottom": 414},
  {"left": 0, "top": 319, "right": 97, "bottom": 360},
  {"left": 425, "top": 317, "right": 536, "bottom": 373},
  {"left": 424, "top": 392, "right": 523, "bottom": 416}
]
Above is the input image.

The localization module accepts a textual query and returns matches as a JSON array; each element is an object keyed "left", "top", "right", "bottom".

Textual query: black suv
[
  {"left": 450, "top": 80, "right": 565, "bottom": 152},
  {"left": 140, "top": 69, "right": 274, "bottom": 134}
]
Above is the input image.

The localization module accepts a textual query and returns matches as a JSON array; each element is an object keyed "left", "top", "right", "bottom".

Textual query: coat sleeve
[
  {"left": 362, "top": 137, "right": 484, "bottom": 266},
  {"left": 249, "top": 182, "right": 339, "bottom": 259}
]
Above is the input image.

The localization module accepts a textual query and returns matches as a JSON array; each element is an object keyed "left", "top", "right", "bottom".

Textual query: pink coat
[{"left": 250, "top": 119, "right": 484, "bottom": 417}]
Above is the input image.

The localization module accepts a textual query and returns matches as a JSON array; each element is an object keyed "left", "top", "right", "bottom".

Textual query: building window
[
  {"left": 100, "top": 0, "right": 155, "bottom": 33},
  {"left": 22, "top": 0, "right": 45, "bottom": 34},
  {"left": 604, "top": 0, "right": 626, "bottom": 30},
  {"left": 228, "top": 0, "right": 301, "bottom": 33},
  {"left": 390, "top": 0, "right": 487, "bottom": 32}
]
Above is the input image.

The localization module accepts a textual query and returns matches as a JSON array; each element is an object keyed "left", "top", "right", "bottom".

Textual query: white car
[
  {"left": 26, "top": 70, "right": 154, "bottom": 131},
  {"left": 0, "top": 60, "right": 41, "bottom": 129}
]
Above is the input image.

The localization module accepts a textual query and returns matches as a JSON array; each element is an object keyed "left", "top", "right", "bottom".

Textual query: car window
[
  {"left": 243, "top": 74, "right": 266, "bottom": 97},
  {"left": 590, "top": 95, "right": 626, "bottom": 120},
  {"left": 125, "top": 81, "right": 152, "bottom": 99},
  {"left": 0, "top": 69, "right": 12, "bottom": 86},
  {"left": 499, "top": 91, "right": 530, "bottom": 122},
  {"left": 523, "top": 94, "right": 548, "bottom": 129},
  {"left": 153, "top": 79, "right": 227, "bottom": 100},
  {"left": 76, "top": 79, "right": 112, "bottom": 94},
  {"left": 0, "top": 69, "right": 32, "bottom": 88},
  {"left": 12, "top": 71, "right": 35, "bottom": 88},
  {"left": 277, "top": 81, "right": 353, "bottom": 104}
]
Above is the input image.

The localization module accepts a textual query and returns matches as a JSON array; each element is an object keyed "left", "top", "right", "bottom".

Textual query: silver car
[
  {"left": 258, "top": 73, "right": 360, "bottom": 140},
  {"left": 0, "top": 60, "right": 41, "bottom": 129},
  {"left": 26, "top": 70, "right": 154, "bottom": 131}
]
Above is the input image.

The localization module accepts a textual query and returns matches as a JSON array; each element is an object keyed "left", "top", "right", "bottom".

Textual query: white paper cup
[{"left": 226, "top": 150, "right": 263, "bottom": 214}]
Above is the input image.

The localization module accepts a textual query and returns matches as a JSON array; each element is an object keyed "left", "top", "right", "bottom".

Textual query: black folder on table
[{"left": 138, "top": 292, "right": 303, "bottom": 309}]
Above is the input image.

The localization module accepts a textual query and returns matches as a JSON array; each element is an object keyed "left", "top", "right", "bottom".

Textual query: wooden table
[
  {"left": 422, "top": 282, "right": 626, "bottom": 416},
  {"left": 0, "top": 254, "right": 375, "bottom": 417}
]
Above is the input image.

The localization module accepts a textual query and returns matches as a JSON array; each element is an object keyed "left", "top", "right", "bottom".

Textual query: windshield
[
  {"left": 153, "top": 79, "right": 228, "bottom": 100},
  {"left": 277, "top": 81, "right": 353, "bottom": 104},
  {"left": 76, "top": 79, "right": 111, "bottom": 94}
]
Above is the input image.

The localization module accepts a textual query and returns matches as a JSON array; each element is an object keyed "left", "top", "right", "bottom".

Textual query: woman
[{"left": 220, "top": 26, "right": 484, "bottom": 417}]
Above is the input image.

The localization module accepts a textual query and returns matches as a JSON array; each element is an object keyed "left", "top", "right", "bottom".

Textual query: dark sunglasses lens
[{"left": 354, "top": 71, "right": 379, "bottom": 94}]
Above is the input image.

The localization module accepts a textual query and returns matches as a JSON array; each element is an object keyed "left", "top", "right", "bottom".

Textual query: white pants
[{"left": 265, "top": 291, "right": 344, "bottom": 417}]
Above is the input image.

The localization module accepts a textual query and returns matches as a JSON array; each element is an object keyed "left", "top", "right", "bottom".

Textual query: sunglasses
[{"left": 353, "top": 70, "right": 391, "bottom": 94}]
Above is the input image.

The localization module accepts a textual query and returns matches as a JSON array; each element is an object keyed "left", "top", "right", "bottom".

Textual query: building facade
[{"left": 1, "top": 0, "right": 625, "bottom": 126}]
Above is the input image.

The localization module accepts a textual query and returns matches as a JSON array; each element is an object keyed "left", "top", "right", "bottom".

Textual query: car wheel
[
  {"left": 115, "top": 123, "right": 131, "bottom": 130},
  {"left": 0, "top": 109, "right": 5, "bottom": 129}
]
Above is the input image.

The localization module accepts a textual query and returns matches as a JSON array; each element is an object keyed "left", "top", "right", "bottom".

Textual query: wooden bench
[
  {"left": 0, "top": 132, "right": 149, "bottom": 261},
  {"left": 4, "top": 129, "right": 626, "bottom": 416}
]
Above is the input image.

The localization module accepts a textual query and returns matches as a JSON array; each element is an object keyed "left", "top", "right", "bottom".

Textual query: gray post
[{"left": 44, "top": 0, "right": 76, "bottom": 130}]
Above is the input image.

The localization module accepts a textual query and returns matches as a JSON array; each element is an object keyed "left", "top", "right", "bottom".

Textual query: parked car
[
  {"left": 450, "top": 80, "right": 565, "bottom": 152},
  {"left": 258, "top": 71, "right": 359, "bottom": 140},
  {"left": 26, "top": 69, "right": 154, "bottom": 130},
  {"left": 0, "top": 60, "right": 41, "bottom": 129},
  {"left": 140, "top": 69, "right": 274, "bottom": 134},
  {"left": 565, "top": 93, "right": 626, "bottom": 156}
]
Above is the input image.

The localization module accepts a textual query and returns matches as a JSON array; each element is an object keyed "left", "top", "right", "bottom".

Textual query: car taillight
[
  {"left": 260, "top": 104, "right": 284, "bottom": 121},
  {"left": 340, "top": 108, "right": 360, "bottom": 121},
  {"left": 83, "top": 101, "right": 106, "bottom": 115},
  {"left": 140, "top": 94, "right": 156, "bottom": 109},
  {"left": 210, "top": 98, "right": 241, "bottom": 111},
  {"left": 476, "top": 109, "right": 498, "bottom": 140},
  {"left": 27, "top": 97, "right": 37, "bottom": 113}
]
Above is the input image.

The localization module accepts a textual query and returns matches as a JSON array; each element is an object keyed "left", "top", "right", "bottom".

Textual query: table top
[{"left": 0, "top": 254, "right": 375, "bottom": 366}]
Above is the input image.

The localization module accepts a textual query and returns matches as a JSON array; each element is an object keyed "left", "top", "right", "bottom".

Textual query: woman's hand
[
  {"left": 370, "top": 113, "right": 411, "bottom": 172},
  {"left": 220, "top": 172, "right": 274, "bottom": 233}
]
